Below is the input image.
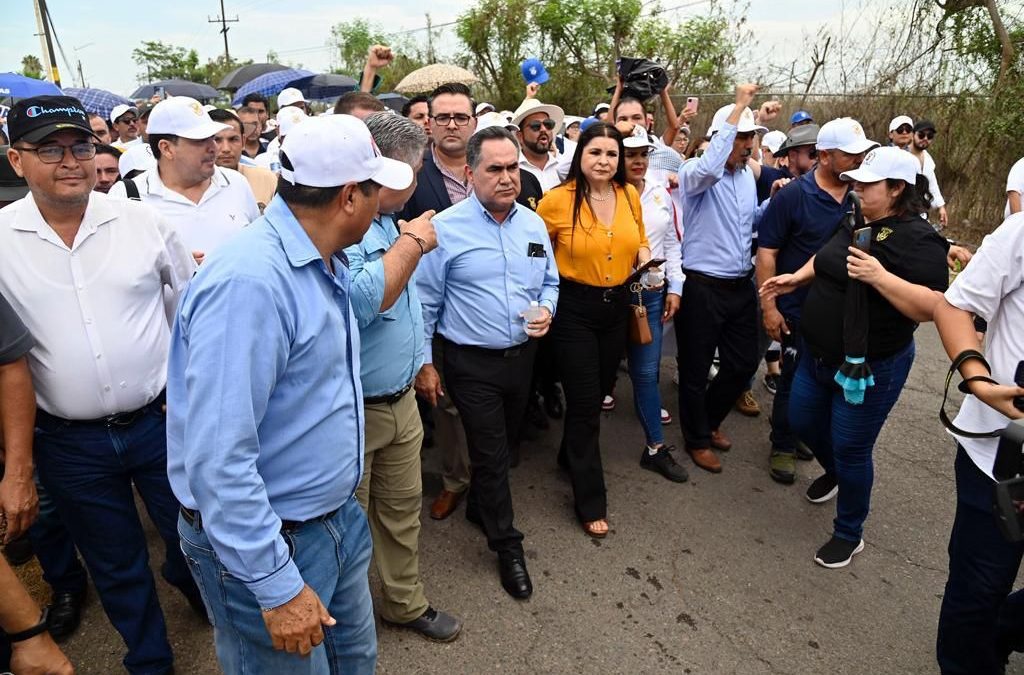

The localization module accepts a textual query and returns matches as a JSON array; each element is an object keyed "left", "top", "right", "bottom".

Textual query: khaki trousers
[{"left": 431, "top": 340, "right": 471, "bottom": 493}]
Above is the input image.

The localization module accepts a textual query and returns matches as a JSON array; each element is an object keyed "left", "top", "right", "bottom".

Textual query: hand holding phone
[
  {"left": 853, "top": 226, "right": 872, "bottom": 253},
  {"left": 684, "top": 97, "right": 699, "bottom": 114}
]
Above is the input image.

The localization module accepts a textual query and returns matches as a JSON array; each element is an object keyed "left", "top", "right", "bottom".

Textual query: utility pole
[
  {"left": 74, "top": 43, "right": 94, "bottom": 88},
  {"left": 425, "top": 13, "right": 435, "bottom": 64},
  {"left": 208, "top": 0, "right": 239, "bottom": 63},
  {"left": 33, "top": 0, "right": 61, "bottom": 86}
]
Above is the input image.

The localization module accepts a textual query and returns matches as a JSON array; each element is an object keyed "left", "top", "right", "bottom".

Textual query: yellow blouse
[{"left": 537, "top": 181, "right": 649, "bottom": 287}]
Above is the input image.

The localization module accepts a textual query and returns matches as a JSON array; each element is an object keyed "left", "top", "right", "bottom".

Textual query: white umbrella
[{"left": 394, "top": 64, "right": 480, "bottom": 94}]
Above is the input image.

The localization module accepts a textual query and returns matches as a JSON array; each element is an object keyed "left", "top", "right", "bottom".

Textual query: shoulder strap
[
  {"left": 123, "top": 178, "right": 141, "bottom": 201},
  {"left": 939, "top": 349, "right": 1005, "bottom": 439}
]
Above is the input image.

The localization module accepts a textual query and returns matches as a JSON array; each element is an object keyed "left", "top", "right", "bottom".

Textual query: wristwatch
[{"left": 4, "top": 607, "right": 49, "bottom": 642}]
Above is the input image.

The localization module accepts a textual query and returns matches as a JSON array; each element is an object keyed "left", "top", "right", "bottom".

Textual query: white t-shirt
[
  {"left": 1005, "top": 157, "right": 1024, "bottom": 218},
  {"left": 945, "top": 212, "right": 1024, "bottom": 478},
  {"left": 917, "top": 149, "right": 945, "bottom": 209}
]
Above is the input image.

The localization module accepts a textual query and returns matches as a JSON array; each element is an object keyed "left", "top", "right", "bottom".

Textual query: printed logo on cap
[
  {"left": 862, "top": 149, "right": 878, "bottom": 166},
  {"left": 851, "top": 122, "right": 864, "bottom": 137},
  {"left": 25, "top": 104, "right": 86, "bottom": 120},
  {"left": 189, "top": 101, "right": 203, "bottom": 116}
]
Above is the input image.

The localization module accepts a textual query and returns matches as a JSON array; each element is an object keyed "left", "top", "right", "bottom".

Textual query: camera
[{"left": 990, "top": 362, "right": 1024, "bottom": 541}]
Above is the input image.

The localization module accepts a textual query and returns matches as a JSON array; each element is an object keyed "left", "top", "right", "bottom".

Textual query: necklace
[{"left": 590, "top": 185, "right": 614, "bottom": 201}]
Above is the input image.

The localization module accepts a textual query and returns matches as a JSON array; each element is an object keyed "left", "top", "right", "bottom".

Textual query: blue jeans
[
  {"left": 178, "top": 496, "right": 377, "bottom": 675},
  {"left": 34, "top": 405, "right": 193, "bottom": 675},
  {"left": 27, "top": 474, "right": 88, "bottom": 595},
  {"left": 788, "top": 340, "right": 915, "bottom": 542},
  {"left": 937, "top": 445, "right": 1024, "bottom": 674},
  {"left": 768, "top": 320, "right": 800, "bottom": 453},
  {"left": 627, "top": 289, "right": 666, "bottom": 446}
]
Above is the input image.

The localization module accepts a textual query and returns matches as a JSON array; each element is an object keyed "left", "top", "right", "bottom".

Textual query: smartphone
[
  {"left": 627, "top": 258, "right": 667, "bottom": 286},
  {"left": 853, "top": 226, "right": 872, "bottom": 252},
  {"left": 993, "top": 475, "right": 1024, "bottom": 542},
  {"left": 1014, "top": 360, "right": 1024, "bottom": 412},
  {"left": 684, "top": 97, "right": 699, "bottom": 114}
]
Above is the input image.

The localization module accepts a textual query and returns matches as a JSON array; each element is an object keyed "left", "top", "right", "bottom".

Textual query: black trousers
[
  {"left": 443, "top": 339, "right": 536, "bottom": 558},
  {"left": 674, "top": 273, "right": 760, "bottom": 450},
  {"left": 551, "top": 282, "right": 629, "bottom": 523}
]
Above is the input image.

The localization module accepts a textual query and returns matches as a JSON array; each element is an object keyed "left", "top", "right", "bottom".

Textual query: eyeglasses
[
  {"left": 15, "top": 142, "right": 97, "bottom": 163},
  {"left": 116, "top": 116, "right": 138, "bottom": 125},
  {"left": 916, "top": 131, "right": 935, "bottom": 140},
  {"left": 895, "top": 125, "right": 913, "bottom": 134},
  {"left": 525, "top": 119, "right": 557, "bottom": 132},
  {"left": 431, "top": 113, "right": 472, "bottom": 127}
]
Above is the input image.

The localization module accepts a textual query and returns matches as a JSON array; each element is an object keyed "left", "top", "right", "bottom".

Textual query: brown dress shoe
[
  {"left": 735, "top": 390, "right": 761, "bottom": 417},
  {"left": 687, "top": 448, "right": 722, "bottom": 473},
  {"left": 710, "top": 429, "right": 732, "bottom": 452},
  {"left": 430, "top": 489, "right": 464, "bottom": 520}
]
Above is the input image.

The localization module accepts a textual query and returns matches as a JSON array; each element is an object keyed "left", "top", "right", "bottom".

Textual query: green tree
[
  {"left": 131, "top": 40, "right": 203, "bottom": 83},
  {"left": 20, "top": 55, "right": 44, "bottom": 80},
  {"left": 456, "top": 0, "right": 533, "bottom": 109},
  {"left": 327, "top": 19, "right": 429, "bottom": 92}
]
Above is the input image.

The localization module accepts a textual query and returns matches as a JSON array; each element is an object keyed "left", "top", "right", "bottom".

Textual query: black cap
[
  {"left": 913, "top": 119, "right": 936, "bottom": 133},
  {"left": 0, "top": 148, "right": 30, "bottom": 202},
  {"left": 7, "top": 96, "right": 98, "bottom": 145}
]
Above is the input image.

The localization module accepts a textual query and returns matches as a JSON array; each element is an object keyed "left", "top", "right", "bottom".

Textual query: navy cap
[{"left": 7, "top": 95, "right": 98, "bottom": 145}]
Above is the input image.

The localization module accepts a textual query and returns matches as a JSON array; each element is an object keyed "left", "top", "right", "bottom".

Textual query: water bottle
[
  {"left": 640, "top": 266, "right": 665, "bottom": 289},
  {"left": 522, "top": 301, "right": 545, "bottom": 335}
]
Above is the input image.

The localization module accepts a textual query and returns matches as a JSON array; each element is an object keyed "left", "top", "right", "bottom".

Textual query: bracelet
[
  {"left": 401, "top": 231, "right": 426, "bottom": 255},
  {"left": 4, "top": 607, "right": 49, "bottom": 643}
]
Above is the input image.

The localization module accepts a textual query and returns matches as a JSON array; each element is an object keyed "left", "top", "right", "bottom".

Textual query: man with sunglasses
[
  {"left": 511, "top": 98, "right": 564, "bottom": 192},
  {"left": 109, "top": 104, "right": 142, "bottom": 150},
  {"left": 888, "top": 115, "right": 914, "bottom": 150},
  {"left": 908, "top": 119, "right": 948, "bottom": 228},
  {"left": 0, "top": 95, "right": 199, "bottom": 675}
]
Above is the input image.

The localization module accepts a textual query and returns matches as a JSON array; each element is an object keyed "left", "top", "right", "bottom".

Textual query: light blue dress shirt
[
  {"left": 344, "top": 214, "right": 424, "bottom": 397},
  {"left": 417, "top": 192, "right": 559, "bottom": 363},
  {"left": 677, "top": 122, "right": 767, "bottom": 278},
  {"left": 166, "top": 196, "right": 364, "bottom": 610}
]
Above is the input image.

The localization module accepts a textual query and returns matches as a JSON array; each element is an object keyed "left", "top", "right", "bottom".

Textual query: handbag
[
  {"left": 628, "top": 286, "right": 653, "bottom": 345},
  {"left": 607, "top": 57, "right": 669, "bottom": 102}
]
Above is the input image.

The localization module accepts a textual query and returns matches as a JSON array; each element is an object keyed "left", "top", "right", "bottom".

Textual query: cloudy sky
[{"left": 2, "top": 0, "right": 895, "bottom": 97}]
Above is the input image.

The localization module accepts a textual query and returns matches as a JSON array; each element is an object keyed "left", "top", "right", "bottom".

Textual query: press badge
[{"left": 527, "top": 242, "right": 546, "bottom": 258}]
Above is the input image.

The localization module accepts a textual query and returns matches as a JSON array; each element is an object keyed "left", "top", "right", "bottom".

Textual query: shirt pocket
[{"left": 512, "top": 254, "right": 547, "bottom": 293}]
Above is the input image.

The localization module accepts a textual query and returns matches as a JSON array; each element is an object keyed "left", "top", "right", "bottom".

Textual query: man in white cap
[
  {"left": 255, "top": 106, "right": 307, "bottom": 174},
  {"left": 761, "top": 130, "right": 787, "bottom": 167},
  {"left": 512, "top": 98, "right": 564, "bottom": 192},
  {"left": 168, "top": 114, "right": 413, "bottom": 673},
  {"left": 672, "top": 84, "right": 769, "bottom": 475},
  {"left": 277, "top": 87, "right": 307, "bottom": 113},
  {"left": 109, "top": 104, "right": 142, "bottom": 150},
  {"left": 109, "top": 96, "right": 259, "bottom": 259},
  {"left": 888, "top": 115, "right": 914, "bottom": 150}
]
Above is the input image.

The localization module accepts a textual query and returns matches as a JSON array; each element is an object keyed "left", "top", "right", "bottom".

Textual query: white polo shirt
[
  {"left": 1005, "top": 157, "right": 1024, "bottom": 218},
  {"left": 946, "top": 213, "right": 1024, "bottom": 478},
  {"left": 108, "top": 165, "right": 259, "bottom": 254},
  {"left": 519, "top": 151, "right": 561, "bottom": 192},
  {"left": 0, "top": 192, "right": 196, "bottom": 419}
]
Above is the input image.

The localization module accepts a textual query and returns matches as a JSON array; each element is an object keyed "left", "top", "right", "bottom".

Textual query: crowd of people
[{"left": 0, "top": 42, "right": 1023, "bottom": 675}]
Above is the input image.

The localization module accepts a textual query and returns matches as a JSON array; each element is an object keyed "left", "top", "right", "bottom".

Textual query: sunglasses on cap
[
  {"left": 916, "top": 130, "right": 935, "bottom": 140},
  {"left": 894, "top": 124, "right": 912, "bottom": 134},
  {"left": 525, "top": 119, "right": 557, "bottom": 132}
]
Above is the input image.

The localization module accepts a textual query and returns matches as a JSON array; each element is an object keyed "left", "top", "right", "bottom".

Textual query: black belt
[
  {"left": 447, "top": 341, "right": 530, "bottom": 358},
  {"left": 682, "top": 268, "right": 754, "bottom": 289},
  {"left": 364, "top": 381, "right": 413, "bottom": 406},
  {"left": 560, "top": 279, "right": 629, "bottom": 303},
  {"left": 180, "top": 505, "right": 340, "bottom": 533},
  {"left": 37, "top": 390, "right": 166, "bottom": 429}
]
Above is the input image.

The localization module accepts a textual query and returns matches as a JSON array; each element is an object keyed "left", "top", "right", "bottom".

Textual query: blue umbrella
[
  {"left": 284, "top": 73, "right": 359, "bottom": 101},
  {"left": 232, "top": 68, "right": 312, "bottom": 106},
  {"left": 0, "top": 72, "right": 62, "bottom": 98},
  {"left": 63, "top": 87, "right": 132, "bottom": 118}
]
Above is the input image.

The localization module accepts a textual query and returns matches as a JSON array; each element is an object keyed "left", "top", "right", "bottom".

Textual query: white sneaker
[
  {"left": 660, "top": 408, "right": 672, "bottom": 424},
  {"left": 602, "top": 395, "right": 615, "bottom": 411}
]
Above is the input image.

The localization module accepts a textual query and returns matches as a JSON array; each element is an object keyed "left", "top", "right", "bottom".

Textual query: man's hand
[
  {"left": 969, "top": 381, "right": 1024, "bottom": 420},
  {"left": 756, "top": 100, "right": 782, "bottom": 124},
  {"left": 734, "top": 83, "right": 759, "bottom": 110},
  {"left": 10, "top": 633, "right": 74, "bottom": 675},
  {"left": 0, "top": 472, "right": 38, "bottom": 542},
  {"left": 939, "top": 205, "right": 949, "bottom": 228},
  {"left": 192, "top": 251, "right": 206, "bottom": 265},
  {"left": 397, "top": 210, "right": 438, "bottom": 254},
  {"left": 662, "top": 293, "right": 680, "bottom": 323},
  {"left": 762, "top": 306, "right": 790, "bottom": 342},
  {"left": 759, "top": 273, "right": 800, "bottom": 302},
  {"left": 262, "top": 585, "right": 336, "bottom": 657},
  {"left": 523, "top": 306, "right": 553, "bottom": 338},
  {"left": 770, "top": 177, "right": 792, "bottom": 197},
  {"left": 947, "top": 244, "right": 971, "bottom": 271},
  {"left": 414, "top": 364, "right": 444, "bottom": 406},
  {"left": 367, "top": 45, "right": 393, "bottom": 69},
  {"left": 614, "top": 121, "right": 636, "bottom": 138},
  {"left": 525, "top": 82, "right": 541, "bottom": 99}
]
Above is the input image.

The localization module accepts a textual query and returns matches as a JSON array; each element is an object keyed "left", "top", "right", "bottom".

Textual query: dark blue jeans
[
  {"left": 788, "top": 340, "right": 915, "bottom": 542},
  {"left": 27, "top": 474, "right": 88, "bottom": 595},
  {"left": 627, "top": 289, "right": 667, "bottom": 447},
  {"left": 768, "top": 320, "right": 800, "bottom": 454},
  {"left": 937, "top": 445, "right": 1024, "bottom": 674},
  {"left": 34, "top": 405, "right": 196, "bottom": 675}
]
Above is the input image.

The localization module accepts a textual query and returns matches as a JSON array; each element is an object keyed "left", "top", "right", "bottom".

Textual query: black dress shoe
[
  {"left": 498, "top": 556, "right": 532, "bottom": 599},
  {"left": 47, "top": 588, "right": 87, "bottom": 641}
]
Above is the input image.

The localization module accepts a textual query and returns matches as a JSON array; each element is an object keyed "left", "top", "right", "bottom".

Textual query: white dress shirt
[
  {"left": 108, "top": 165, "right": 259, "bottom": 255},
  {"left": 0, "top": 192, "right": 196, "bottom": 419},
  {"left": 518, "top": 151, "right": 562, "bottom": 192},
  {"left": 640, "top": 175, "right": 684, "bottom": 295}
]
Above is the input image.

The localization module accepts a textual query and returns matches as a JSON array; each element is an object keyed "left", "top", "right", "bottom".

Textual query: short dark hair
[
  {"left": 888, "top": 174, "right": 933, "bottom": 216},
  {"left": 242, "top": 93, "right": 269, "bottom": 108},
  {"left": 149, "top": 133, "right": 177, "bottom": 160},
  {"left": 94, "top": 143, "right": 120, "bottom": 159},
  {"left": 428, "top": 82, "right": 474, "bottom": 116},
  {"left": 208, "top": 108, "right": 243, "bottom": 134},
  {"left": 401, "top": 95, "right": 429, "bottom": 118},
  {"left": 466, "top": 126, "right": 519, "bottom": 170},
  {"left": 615, "top": 96, "right": 646, "bottom": 118},
  {"left": 138, "top": 106, "right": 153, "bottom": 121},
  {"left": 276, "top": 151, "right": 376, "bottom": 207},
  {"left": 334, "top": 92, "right": 385, "bottom": 115}
]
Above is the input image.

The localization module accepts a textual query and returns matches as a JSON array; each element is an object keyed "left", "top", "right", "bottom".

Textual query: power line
[{"left": 209, "top": 0, "right": 240, "bottom": 62}]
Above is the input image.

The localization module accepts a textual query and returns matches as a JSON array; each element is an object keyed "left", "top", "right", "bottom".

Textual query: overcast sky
[{"left": 2, "top": 0, "right": 895, "bottom": 97}]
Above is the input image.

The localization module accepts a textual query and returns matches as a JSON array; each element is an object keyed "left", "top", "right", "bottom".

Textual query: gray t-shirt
[{"left": 0, "top": 293, "right": 33, "bottom": 364}]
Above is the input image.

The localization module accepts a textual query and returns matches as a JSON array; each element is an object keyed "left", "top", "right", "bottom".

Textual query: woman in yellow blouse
[{"left": 537, "top": 122, "right": 651, "bottom": 538}]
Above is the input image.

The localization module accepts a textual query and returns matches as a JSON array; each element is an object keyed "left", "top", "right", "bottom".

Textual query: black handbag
[{"left": 608, "top": 57, "right": 669, "bottom": 102}]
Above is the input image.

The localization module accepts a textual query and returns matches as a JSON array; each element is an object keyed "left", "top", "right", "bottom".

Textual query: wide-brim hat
[{"left": 511, "top": 98, "right": 564, "bottom": 131}]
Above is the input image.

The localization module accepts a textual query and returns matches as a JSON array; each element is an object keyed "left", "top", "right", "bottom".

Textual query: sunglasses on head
[
  {"left": 916, "top": 131, "right": 935, "bottom": 140},
  {"left": 526, "top": 119, "right": 557, "bottom": 132}
]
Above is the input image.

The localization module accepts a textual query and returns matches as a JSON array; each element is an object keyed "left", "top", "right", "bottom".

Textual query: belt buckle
[
  {"left": 602, "top": 288, "right": 615, "bottom": 303},
  {"left": 105, "top": 411, "right": 139, "bottom": 427}
]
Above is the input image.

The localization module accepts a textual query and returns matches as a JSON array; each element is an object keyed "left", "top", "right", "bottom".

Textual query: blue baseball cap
[
  {"left": 579, "top": 116, "right": 601, "bottom": 133},
  {"left": 790, "top": 110, "right": 813, "bottom": 125},
  {"left": 521, "top": 58, "right": 550, "bottom": 85}
]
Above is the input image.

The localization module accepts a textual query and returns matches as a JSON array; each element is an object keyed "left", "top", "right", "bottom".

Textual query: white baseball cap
[
  {"left": 147, "top": 97, "right": 229, "bottom": 139},
  {"left": 474, "top": 111, "right": 518, "bottom": 133},
  {"left": 888, "top": 115, "right": 914, "bottom": 132},
  {"left": 708, "top": 104, "right": 767, "bottom": 134},
  {"left": 622, "top": 123, "right": 655, "bottom": 149},
  {"left": 762, "top": 130, "right": 786, "bottom": 154},
  {"left": 475, "top": 102, "right": 496, "bottom": 116},
  {"left": 816, "top": 117, "right": 878, "bottom": 154},
  {"left": 563, "top": 115, "right": 584, "bottom": 131},
  {"left": 109, "top": 104, "right": 137, "bottom": 124},
  {"left": 278, "top": 88, "right": 306, "bottom": 107},
  {"left": 118, "top": 143, "right": 156, "bottom": 176},
  {"left": 839, "top": 146, "right": 920, "bottom": 184},
  {"left": 279, "top": 115, "right": 413, "bottom": 190},
  {"left": 277, "top": 107, "right": 308, "bottom": 138}
]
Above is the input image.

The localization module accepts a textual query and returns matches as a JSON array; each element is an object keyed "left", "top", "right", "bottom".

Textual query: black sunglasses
[
  {"left": 895, "top": 124, "right": 913, "bottom": 134},
  {"left": 916, "top": 131, "right": 935, "bottom": 140},
  {"left": 117, "top": 116, "right": 138, "bottom": 125},
  {"left": 526, "top": 119, "right": 557, "bottom": 132}
]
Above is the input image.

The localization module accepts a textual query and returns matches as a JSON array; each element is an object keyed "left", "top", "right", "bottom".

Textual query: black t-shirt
[
  {"left": 0, "top": 293, "right": 33, "bottom": 364},
  {"left": 756, "top": 164, "right": 792, "bottom": 204},
  {"left": 517, "top": 171, "right": 544, "bottom": 212},
  {"left": 800, "top": 213, "right": 949, "bottom": 363}
]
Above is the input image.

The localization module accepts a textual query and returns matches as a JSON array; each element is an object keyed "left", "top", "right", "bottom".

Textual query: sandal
[{"left": 582, "top": 519, "right": 609, "bottom": 538}]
